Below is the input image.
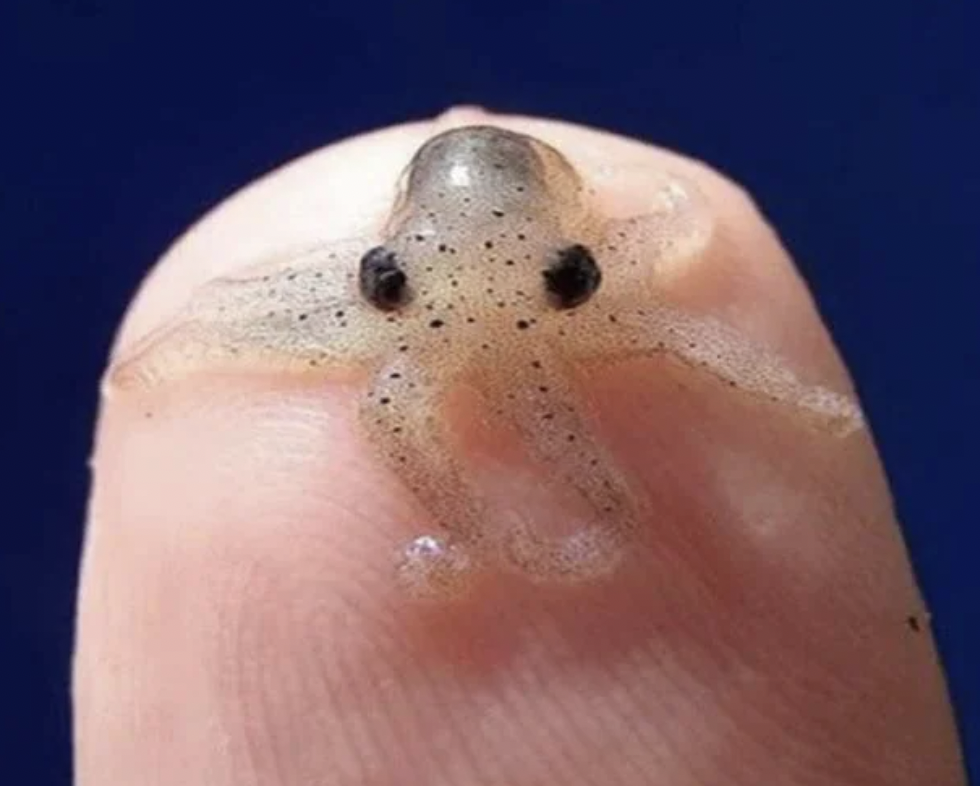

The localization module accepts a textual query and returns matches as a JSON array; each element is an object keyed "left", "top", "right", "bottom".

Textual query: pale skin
[{"left": 77, "top": 110, "right": 966, "bottom": 784}]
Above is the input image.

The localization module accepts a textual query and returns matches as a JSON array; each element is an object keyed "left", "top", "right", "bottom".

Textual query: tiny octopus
[{"left": 110, "top": 125, "right": 864, "bottom": 599}]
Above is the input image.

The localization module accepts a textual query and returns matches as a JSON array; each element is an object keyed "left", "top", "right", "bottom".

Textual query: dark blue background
[{"left": 2, "top": 1, "right": 977, "bottom": 783}]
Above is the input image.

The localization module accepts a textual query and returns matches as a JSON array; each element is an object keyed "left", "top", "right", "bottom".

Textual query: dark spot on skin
[
  {"left": 359, "top": 246, "right": 409, "bottom": 311},
  {"left": 438, "top": 243, "right": 448, "bottom": 252},
  {"left": 392, "top": 426, "right": 403, "bottom": 434},
  {"left": 543, "top": 244, "right": 602, "bottom": 309},
  {"left": 379, "top": 397, "right": 391, "bottom": 405},
  {"left": 531, "top": 360, "right": 542, "bottom": 369},
  {"left": 492, "top": 209, "right": 505, "bottom": 217},
  {"left": 484, "top": 240, "right": 494, "bottom": 249},
  {"left": 516, "top": 319, "right": 530, "bottom": 330},
  {"left": 429, "top": 319, "right": 445, "bottom": 328},
  {"left": 907, "top": 615, "right": 922, "bottom": 633},
  {"left": 298, "top": 313, "right": 309, "bottom": 321},
  {"left": 538, "top": 386, "right": 549, "bottom": 393},
  {"left": 566, "top": 434, "right": 576, "bottom": 442},
  {"left": 389, "top": 372, "right": 402, "bottom": 379}
]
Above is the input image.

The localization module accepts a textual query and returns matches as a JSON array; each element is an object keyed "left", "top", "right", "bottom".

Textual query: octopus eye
[
  {"left": 359, "top": 246, "right": 410, "bottom": 310},
  {"left": 543, "top": 244, "right": 601, "bottom": 309}
]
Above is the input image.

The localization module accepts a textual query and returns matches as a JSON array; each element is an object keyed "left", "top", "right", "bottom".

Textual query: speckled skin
[{"left": 109, "top": 126, "right": 864, "bottom": 598}]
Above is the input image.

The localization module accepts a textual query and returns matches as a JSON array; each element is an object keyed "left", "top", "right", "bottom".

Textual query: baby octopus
[{"left": 110, "top": 125, "right": 864, "bottom": 598}]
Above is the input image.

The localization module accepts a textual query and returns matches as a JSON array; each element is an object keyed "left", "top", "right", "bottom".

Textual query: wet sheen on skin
[{"left": 108, "top": 125, "right": 864, "bottom": 599}]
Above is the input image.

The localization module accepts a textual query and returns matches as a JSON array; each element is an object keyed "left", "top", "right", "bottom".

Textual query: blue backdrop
[{"left": 2, "top": 1, "right": 977, "bottom": 783}]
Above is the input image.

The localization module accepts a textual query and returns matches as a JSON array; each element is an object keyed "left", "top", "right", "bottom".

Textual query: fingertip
[{"left": 78, "top": 111, "right": 964, "bottom": 786}]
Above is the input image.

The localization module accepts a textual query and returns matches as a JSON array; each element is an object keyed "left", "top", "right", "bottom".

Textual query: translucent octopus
[{"left": 109, "top": 125, "right": 864, "bottom": 598}]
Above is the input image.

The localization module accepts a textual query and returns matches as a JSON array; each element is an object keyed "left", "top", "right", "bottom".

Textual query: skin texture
[{"left": 76, "top": 110, "right": 966, "bottom": 785}]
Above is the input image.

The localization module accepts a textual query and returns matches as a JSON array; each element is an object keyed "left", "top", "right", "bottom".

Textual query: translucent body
[{"left": 109, "top": 126, "right": 864, "bottom": 598}]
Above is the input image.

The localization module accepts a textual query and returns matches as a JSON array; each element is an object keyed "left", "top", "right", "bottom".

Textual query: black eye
[
  {"left": 359, "top": 246, "right": 410, "bottom": 310},
  {"left": 543, "top": 244, "right": 601, "bottom": 309}
]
